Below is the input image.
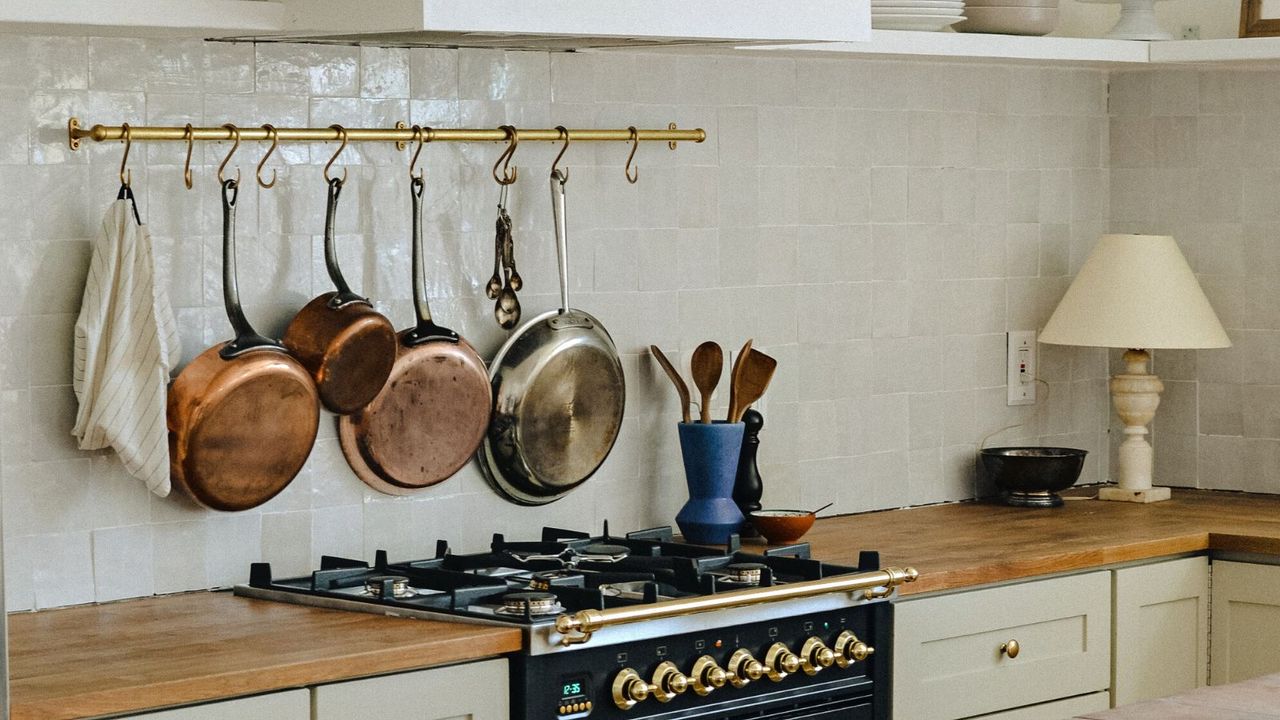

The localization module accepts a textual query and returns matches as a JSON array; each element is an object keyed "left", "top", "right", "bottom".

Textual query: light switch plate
[{"left": 1007, "top": 331, "right": 1037, "bottom": 406}]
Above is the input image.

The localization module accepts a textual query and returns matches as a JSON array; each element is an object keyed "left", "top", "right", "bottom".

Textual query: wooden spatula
[
  {"left": 725, "top": 339, "right": 752, "bottom": 423},
  {"left": 650, "top": 345, "right": 692, "bottom": 424},
  {"left": 691, "top": 341, "right": 723, "bottom": 424},
  {"left": 729, "top": 348, "right": 777, "bottom": 422}
]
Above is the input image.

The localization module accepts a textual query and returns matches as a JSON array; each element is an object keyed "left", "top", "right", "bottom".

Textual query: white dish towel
[{"left": 72, "top": 199, "right": 181, "bottom": 497}]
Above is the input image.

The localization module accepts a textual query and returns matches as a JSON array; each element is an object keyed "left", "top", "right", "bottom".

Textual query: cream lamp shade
[
  {"left": 1039, "top": 234, "right": 1229, "bottom": 504},
  {"left": 1039, "top": 234, "right": 1230, "bottom": 350}
]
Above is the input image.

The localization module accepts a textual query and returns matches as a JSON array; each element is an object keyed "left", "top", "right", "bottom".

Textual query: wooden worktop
[
  {"left": 800, "top": 488, "right": 1280, "bottom": 596},
  {"left": 7, "top": 591, "right": 522, "bottom": 720}
]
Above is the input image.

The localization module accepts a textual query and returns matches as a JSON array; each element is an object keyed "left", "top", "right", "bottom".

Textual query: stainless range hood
[{"left": 228, "top": 0, "right": 870, "bottom": 50}]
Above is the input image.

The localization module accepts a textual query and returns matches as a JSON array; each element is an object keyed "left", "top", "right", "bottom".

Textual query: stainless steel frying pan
[{"left": 480, "top": 169, "right": 625, "bottom": 505}]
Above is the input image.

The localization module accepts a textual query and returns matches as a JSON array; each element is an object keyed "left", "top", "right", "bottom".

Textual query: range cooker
[{"left": 235, "top": 523, "right": 917, "bottom": 719}]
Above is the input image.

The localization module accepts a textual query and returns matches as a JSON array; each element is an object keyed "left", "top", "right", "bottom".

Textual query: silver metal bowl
[{"left": 979, "top": 447, "right": 1087, "bottom": 508}]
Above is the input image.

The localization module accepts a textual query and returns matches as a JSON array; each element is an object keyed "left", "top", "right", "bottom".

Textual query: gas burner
[
  {"left": 529, "top": 570, "right": 582, "bottom": 590},
  {"left": 722, "top": 562, "right": 768, "bottom": 586},
  {"left": 364, "top": 575, "right": 415, "bottom": 599},
  {"left": 581, "top": 543, "right": 630, "bottom": 560},
  {"left": 497, "top": 591, "right": 564, "bottom": 616}
]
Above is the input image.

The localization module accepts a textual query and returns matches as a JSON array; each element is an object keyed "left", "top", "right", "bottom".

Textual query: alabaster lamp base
[{"left": 1099, "top": 349, "right": 1171, "bottom": 503}]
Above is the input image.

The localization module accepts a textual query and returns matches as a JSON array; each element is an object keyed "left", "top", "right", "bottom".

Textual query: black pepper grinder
[{"left": 734, "top": 408, "right": 764, "bottom": 536}]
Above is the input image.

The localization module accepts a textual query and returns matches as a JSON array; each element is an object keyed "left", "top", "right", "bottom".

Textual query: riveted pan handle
[
  {"left": 404, "top": 174, "right": 459, "bottom": 346},
  {"left": 322, "top": 177, "right": 368, "bottom": 309},
  {"left": 219, "top": 178, "right": 284, "bottom": 358},
  {"left": 550, "top": 169, "right": 570, "bottom": 314}
]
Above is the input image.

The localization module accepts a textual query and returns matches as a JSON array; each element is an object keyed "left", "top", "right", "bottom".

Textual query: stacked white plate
[{"left": 871, "top": 0, "right": 966, "bottom": 31}]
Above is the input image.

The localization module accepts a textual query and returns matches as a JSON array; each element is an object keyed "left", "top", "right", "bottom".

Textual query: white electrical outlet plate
[{"left": 1007, "top": 331, "right": 1037, "bottom": 406}]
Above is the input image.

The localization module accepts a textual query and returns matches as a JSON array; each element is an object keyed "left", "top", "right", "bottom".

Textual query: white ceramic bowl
[
  {"left": 962, "top": 0, "right": 1058, "bottom": 6},
  {"left": 954, "top": 6, "right": 1059, "bottom": 35}
]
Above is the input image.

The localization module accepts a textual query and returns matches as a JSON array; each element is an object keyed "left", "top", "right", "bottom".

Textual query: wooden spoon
[
  {"left": 729, "top": 348, "right": 777, "bottom": 422},
  {"left": 650, "top": 345, "right": 692, "bottom": 424},
  {"left": 691, "top": 341, "right": 723, "bottom": 424},
  {"left": 726, "top": 339, "right": 753, "bottom": 423}
]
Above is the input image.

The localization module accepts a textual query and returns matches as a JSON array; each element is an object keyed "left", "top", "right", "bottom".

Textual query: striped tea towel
[{"left": 72, "top": 198, "right": 181, "bottom": 497}]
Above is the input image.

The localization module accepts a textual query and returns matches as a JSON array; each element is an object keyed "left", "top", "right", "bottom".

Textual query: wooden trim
[{"left": 1241, "top": 0, "right": 1280, "bottom": 38}]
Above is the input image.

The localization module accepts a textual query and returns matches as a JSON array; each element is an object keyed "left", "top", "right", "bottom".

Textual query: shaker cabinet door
[
  {"left": 1112, "top": 556, "right": 1209, "bottom": 704},
  {"left": 1210, "top": 561, "right": 1280, "bottom": 685},
  {"left": 312, "top": 658, "right": 510, "bottom": 720},
  {"left": 125, "top": 690, "right": 309, "bottom": 719}
]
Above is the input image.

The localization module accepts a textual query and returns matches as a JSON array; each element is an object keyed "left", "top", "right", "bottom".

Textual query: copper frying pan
[
  {"left": 282, "top": 176, "right": 397, "bottom": 414},
  {"left": 338, "top": 172, "right": 492, "bottom": 494},
  {"left": 168, "top": 178, "right": 320, "bottom": 511}
]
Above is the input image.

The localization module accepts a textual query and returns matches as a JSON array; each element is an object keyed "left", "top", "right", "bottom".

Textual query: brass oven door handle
[{"left": 555, "top": 566, "right": 919, "bottom": 645}]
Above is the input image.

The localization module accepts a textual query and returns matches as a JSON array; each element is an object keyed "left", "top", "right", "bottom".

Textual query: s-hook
[
  {"left": 624, "top": 126, "right": 640, "bottom": 184},
  {"left": 217, "top": 123, "right": 241, "bottom": 185},
  {"left": 182, "top": 124, "right": 194, "bottom": 190},
  {"left": 493, "top": 125, "right": 519, "bottom": 186},
  {"left": 324, "top": 124, "right": 349, "bottom": 184},
  {"left": 118, "top": 123, "right": 133, "bottom": 187},
  {"left": 256, "top": 124, "right": 279, "bottom": 189},
  {"left": 551, "top": 125, "right": 570, "bottom": 183},
  {"left": 409, "top": 124, "right": 428, "bottom": 181}
]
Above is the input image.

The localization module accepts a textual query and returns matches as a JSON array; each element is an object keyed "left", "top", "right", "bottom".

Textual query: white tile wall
[
  {"left": 0, "top": 36, "right": 1113, "bottom": 610},
  {"left": 1110, "top": 68, "right": 1280, "bottom": 494}
]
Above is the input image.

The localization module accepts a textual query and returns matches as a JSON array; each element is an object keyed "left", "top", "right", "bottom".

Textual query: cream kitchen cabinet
[
  {"left": 312, "top": 658, "right": 509, "bottom": 720},
  {"left": 124, "top": 690, "right": 309, "bottom": 719},
  {"left": 1111, "top": 556, "right": 1209, "bottom": 705},
  {"left": 893, "top": 571, "right": 1112, "bottom": 720},
  {"left": 972, "top": 692, "right": 1110, "bottom": 719},
  {"left": 1209, "top": 561, "right": 1280, "bottom": 685}
]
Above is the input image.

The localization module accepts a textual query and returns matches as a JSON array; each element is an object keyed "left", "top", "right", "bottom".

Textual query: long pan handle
[
  {"left": 405, "top": 174, "right": 458, "bottom": 346},
  {"left": 219, "top": 178, "right": 283, "bottom": 358},
  {"left": 322, "top": 177, "right": 367, "bottom": 308},
  {"left": 554, "top": 566, "right": 918, "bottom": 646},
  {"left": 550, "top": 169, "right": 570, "bottom": 314}
]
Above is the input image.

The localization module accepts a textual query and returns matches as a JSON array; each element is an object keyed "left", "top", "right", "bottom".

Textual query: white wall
[
  {"left": 1056, "top": 0, "right": 1241, "bottom": 39},
  {"left": 0, "top": 36, "right": 1112, "bottom": 611}
]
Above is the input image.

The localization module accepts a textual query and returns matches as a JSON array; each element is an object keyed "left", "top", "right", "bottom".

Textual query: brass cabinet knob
[
  {"left": 1001, "top": 639, "right": 1021, "bottom": 659},
  {"left": 651, "top": 660, "right": 689, "bottom": 703},
  {"left": 800, "top": 636, "right": 836, "bottom": 675},
  {"left": 612, "top": 668, "right": 654, "bottom": 710},
  {"left": 728, "top": 648, "right": 764, "bottom": 688},
  {"left": 834, "top": 630, "right": 875, "bottom": 668},
  {"left": 765, "top": 642, "right": 801, "bottom": 682},
  {"left": 690, "top": 655, "right": 728, "bottom": 695}
]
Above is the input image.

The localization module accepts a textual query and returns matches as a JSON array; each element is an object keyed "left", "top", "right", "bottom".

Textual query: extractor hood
[{"left": 233, "top": 0, "right": 871, "bottom": 50}]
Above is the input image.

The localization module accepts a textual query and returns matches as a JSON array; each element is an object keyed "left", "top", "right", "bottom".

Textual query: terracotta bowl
[{"left": 749, "top": 510, "right": 817, "bottom": 544}]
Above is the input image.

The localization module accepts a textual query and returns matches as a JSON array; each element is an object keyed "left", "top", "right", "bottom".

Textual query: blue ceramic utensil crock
[{"left": 676, "top": 421, "right": 746, "bottom": 544}]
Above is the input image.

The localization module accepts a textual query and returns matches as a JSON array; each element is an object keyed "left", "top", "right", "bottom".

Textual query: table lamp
[{"left": 1039, "top": 234, "right": 1230, "bottom": 503}]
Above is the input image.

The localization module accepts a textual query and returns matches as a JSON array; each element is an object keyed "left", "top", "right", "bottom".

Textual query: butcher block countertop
[
  {"left": 7, "top": 591, "right": 522, "bottom": 720},
  {"left": 14, "top": 488, "right": 1280, "bottom": 719},
  {"left": 801, "top": 488, "right": 1280, "bottom": 596}
]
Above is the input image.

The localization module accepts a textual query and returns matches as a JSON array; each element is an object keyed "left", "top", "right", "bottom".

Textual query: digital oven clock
[{"left": 557, "top": 673, "right": 593, "bottom": 716}]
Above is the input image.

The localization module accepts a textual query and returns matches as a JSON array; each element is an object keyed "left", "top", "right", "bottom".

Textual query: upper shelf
[
  {"left": 0, "top": 0, "right": 285, "bottom": 36},
  {"left": 749, "top": 31, "right": 1280, "bottom": 68}
]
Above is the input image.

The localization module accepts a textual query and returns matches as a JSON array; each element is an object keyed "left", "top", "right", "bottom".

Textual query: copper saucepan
[
  {"left": 282, "top": 176, "right": 397, "bottom": 414},
  {"left": 339, "top": 166, "right": 492, "bottom": 494},
  {"left": 168, "top": 178, "right": 320, "bottom": 511}
]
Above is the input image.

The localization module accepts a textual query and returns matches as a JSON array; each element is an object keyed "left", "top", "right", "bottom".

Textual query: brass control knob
[
  {"left": 728, "top": 648, "right": 765, "bottom": 688},
  {"left": 800, "top": 636, "right": 836, "bottom": 676},
  {"left": 765, "top": 642, "right": 801, "bottom": 682},
  {"left": 612, "top": 668, "right": 655, "bottom": 710},
  {"left": 651, "top": 660, "right": 689, "bottom": 703},
  {"left": 834, "top": 630, "right": 875, "bottom": 668},
  {"left": 690, "top": 655, "right": 729, "bottom": 696}
]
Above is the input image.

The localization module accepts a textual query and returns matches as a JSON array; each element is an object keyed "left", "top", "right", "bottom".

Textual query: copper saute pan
[
  {"left": 339, "top": 170, "right": 492, "bottom": 494},
  {"left": 168, "top": 178, "right": 320, "bottom": 511},
  {"left": 479, "top": 169, "right": 625, "bottom": 505},
  {"left": 283, "top": 176, "right": 397, "bottom": 414}
]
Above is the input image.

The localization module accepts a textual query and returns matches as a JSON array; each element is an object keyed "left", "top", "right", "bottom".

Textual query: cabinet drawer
[
  {"left": 125, "top": 690, "right": 309, "bottom": 719},
  {"left": 312, "top": 659, "right": 509, "bottom": 719},
  {"left": 893, "top": 571, "right": 1111, "bottom": 720}
]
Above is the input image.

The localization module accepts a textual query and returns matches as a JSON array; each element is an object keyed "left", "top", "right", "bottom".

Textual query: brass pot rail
[
  {"left": 67, "top": 118, "right": 705, "bottom": 150},
  {"left": 553, "top": 566, "right": 919, "bottom": 646}
]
